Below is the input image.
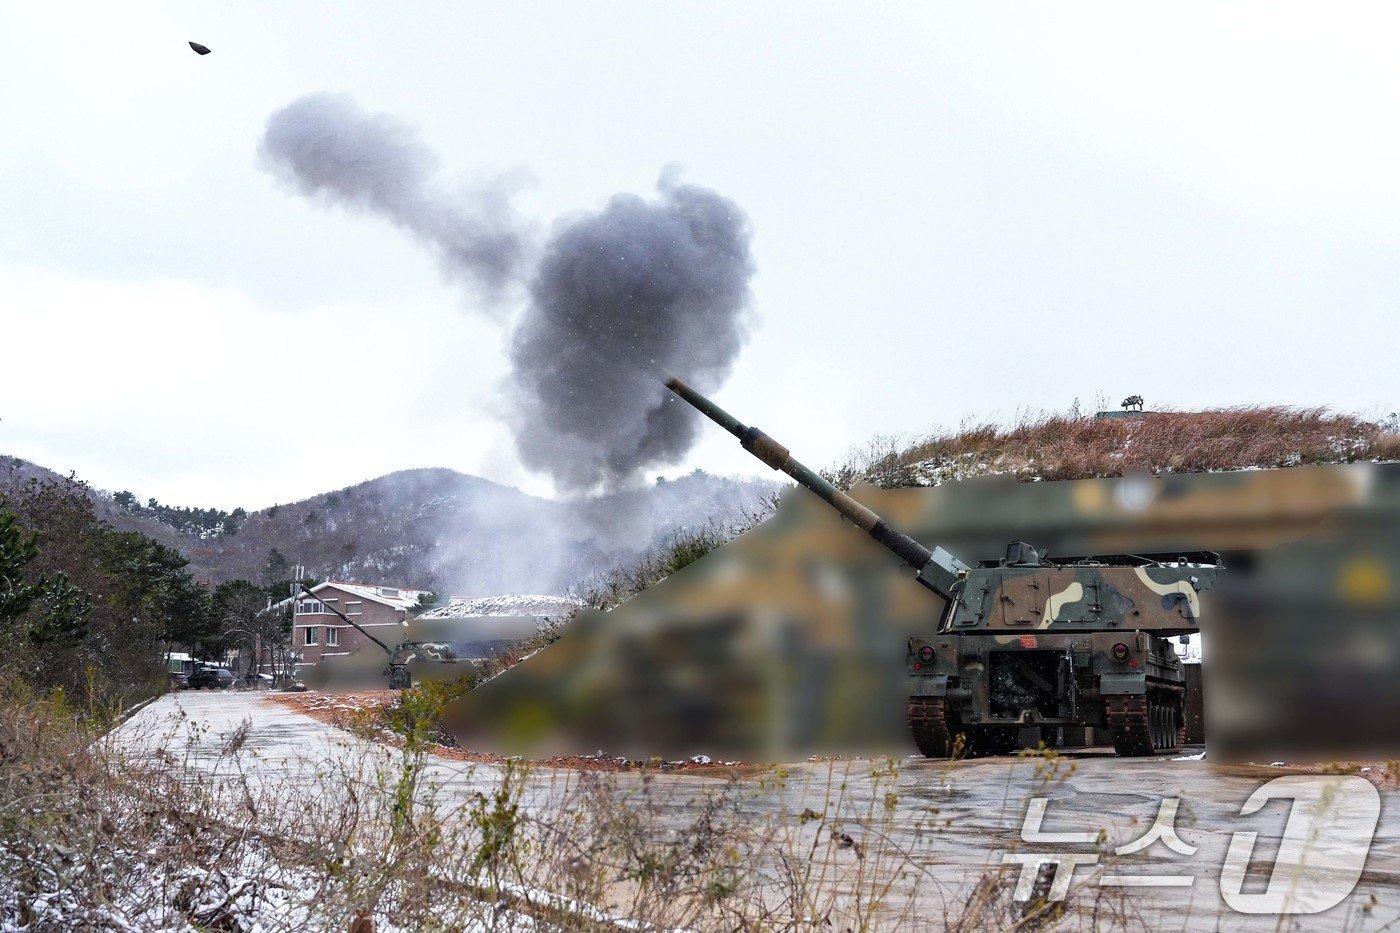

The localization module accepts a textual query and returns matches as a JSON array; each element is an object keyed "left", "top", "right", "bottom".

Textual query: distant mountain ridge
[{"left": 0, "top": 456, "right": 780, "bottom": 595}]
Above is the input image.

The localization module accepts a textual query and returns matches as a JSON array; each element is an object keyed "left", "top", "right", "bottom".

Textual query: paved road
[{"left": 120, "top": 691, "right": 1400, "bottom": 930}]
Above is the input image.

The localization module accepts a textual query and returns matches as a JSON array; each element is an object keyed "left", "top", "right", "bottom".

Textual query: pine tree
[
  {"left": 0, "top": 506, "right": 90, "bottom": 646},
  {"left": 263, "top": 548, "right": 291, "bottom": 588},
  {"left": 0, "top": 510, "right": 43, "bottom": 621}
]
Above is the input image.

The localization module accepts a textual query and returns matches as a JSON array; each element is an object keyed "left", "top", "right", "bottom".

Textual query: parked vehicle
[{"left": 188, "top": 665, "right": 235, "bottom": 689}]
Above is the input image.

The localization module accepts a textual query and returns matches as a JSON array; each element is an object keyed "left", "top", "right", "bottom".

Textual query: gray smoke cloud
[
  {"left": 509, "top": 175, "right": 754, "bottom": 491},
  {"left": 260, "top": 95, "right": 754, "bottom": 492},
  {"left": 259, "top": 93, "right": 528, "bottom": 304}
]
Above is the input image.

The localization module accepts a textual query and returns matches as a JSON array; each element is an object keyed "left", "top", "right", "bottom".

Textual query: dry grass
[
  {"left": 0, "top": 682, "right": 1168, "bottom": 931},
  {"left": 831, "top": 407, "right": 1400, "bottom": 489}
]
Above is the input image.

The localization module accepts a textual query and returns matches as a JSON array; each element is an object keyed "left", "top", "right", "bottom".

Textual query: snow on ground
[
  {"left": 83, "top": 691, "right": 650, "bottom": 931},
  {"left": 102, "top": 691, "right": 1400, "bottom": 931}
]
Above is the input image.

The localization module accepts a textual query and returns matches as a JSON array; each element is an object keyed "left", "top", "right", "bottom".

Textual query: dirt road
[{"left": 120, "top": 691, "right": 1400, "bottom": 930}]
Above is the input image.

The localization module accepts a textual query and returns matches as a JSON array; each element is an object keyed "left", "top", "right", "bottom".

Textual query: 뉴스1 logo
[{"left": 999, "top": 775, "right": 1381, "bottom": 914}]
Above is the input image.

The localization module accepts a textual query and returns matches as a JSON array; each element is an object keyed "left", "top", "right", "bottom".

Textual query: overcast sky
[{"left": 3, "top": 3, "right": 1397, "bottom": 510}]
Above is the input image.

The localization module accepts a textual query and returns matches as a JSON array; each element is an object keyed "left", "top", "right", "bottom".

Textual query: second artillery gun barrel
[{"left": 665, "top": 378, "right": 966, "bottom": 596}]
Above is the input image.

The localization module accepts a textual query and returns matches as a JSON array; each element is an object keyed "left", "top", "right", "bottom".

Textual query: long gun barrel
[{"left": 665, "top": 378, "right": 968, "bottom": 598}]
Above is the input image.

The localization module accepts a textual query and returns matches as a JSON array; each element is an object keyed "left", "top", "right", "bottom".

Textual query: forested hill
[{"left": 0, "top": 457, "right": 779, "bottom": 596}]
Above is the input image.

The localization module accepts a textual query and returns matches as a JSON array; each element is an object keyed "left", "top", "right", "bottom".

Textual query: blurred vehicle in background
[{"left": 188, "top": 665, "right": 235, "bottom": 690}]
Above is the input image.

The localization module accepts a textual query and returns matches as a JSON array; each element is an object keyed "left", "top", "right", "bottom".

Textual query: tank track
[
  {"left": 907, "top": 696, "right": 954, "bottom": 758},
  {"left": 1105, "top": 689, "right": 1184, "bottom": 756}
]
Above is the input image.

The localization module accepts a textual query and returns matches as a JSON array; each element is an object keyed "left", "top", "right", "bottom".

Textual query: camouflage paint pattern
[{"left": 943, "top": 562, "right": 1213, "bottom": 633}]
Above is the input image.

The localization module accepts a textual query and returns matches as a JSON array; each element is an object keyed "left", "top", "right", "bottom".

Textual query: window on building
[
  {"left": 379, "top": 587, "right": 400, "bottom": 599},
  {"left": 304, "top": 626, "right": 319, "bottom": 646},
  {"left": 326, "top": 627, "right": 339, "bottom": 647},
  {"left": 347, "top": 601, "right": 363, "bottom": 615},
  {"left": 296, "top": 599, "right": 324, "bottom": 615}
]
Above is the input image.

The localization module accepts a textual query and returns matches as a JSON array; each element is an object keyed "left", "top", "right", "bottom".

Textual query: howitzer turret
[{"left": 668, "top": 378, "right": 1219, "bottom": 758}]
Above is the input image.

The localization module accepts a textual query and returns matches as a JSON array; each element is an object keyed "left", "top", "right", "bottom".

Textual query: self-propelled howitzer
[{"left": 666, "top": 378, "right": 1217, "bottom": 757}]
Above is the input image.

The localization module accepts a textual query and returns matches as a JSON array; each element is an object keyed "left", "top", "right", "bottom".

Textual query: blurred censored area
[
  {"left": 446, "top": 464, "right": 1400, "bottom": 763},
  {"left": 301, "top": 616, "right": 544, "bottom": 691}
]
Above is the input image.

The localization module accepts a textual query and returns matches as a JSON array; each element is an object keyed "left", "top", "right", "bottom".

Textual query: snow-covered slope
[{"left": 418, "top": 594, "right": 583, "bottom": 619}]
